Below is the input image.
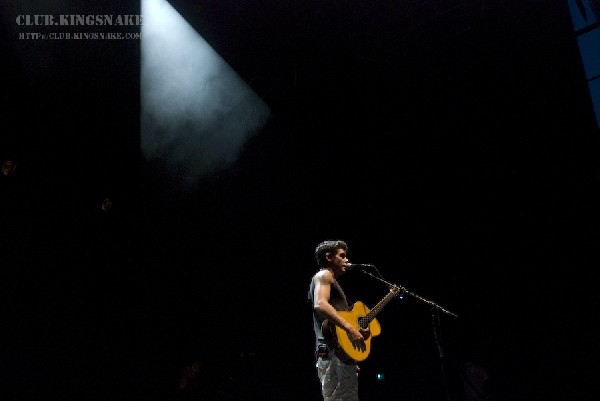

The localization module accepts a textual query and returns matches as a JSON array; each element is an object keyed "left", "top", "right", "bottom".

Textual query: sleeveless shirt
[{"left": 307, "top": 270, "right": 351, "bottom": 352}]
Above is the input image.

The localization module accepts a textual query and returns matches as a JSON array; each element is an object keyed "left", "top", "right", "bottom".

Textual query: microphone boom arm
[{"left": 357, "top": 269, "right": 458, "bottom": 318}]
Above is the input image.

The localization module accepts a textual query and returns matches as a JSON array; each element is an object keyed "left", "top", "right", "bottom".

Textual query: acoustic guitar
[{"left": 322, "top": 286, "right": 401, "bottom": 364}]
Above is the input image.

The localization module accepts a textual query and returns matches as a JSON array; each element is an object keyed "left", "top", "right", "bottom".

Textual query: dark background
[{"left": 2, "top": 1, "right": 600, "bottom": 400}]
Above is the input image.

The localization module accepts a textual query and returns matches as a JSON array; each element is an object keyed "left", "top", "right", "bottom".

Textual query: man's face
[{"left": 329, "top": 248, "right": 349, "bottom": 274}]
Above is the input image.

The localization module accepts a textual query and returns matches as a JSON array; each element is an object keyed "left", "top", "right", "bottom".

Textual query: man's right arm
[{"left": 312, "top": 270, "right": 365, "bottom": 345}]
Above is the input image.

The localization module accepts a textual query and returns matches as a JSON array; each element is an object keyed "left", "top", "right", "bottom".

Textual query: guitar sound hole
[{"left": 357, "top": 316, "right": 369, "bottom": 330}]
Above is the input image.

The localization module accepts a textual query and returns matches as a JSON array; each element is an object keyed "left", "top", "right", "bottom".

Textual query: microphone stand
[
  {"left": 356, "top": 268, "right": 457, "bottom": 318},
  {"left": 357, "top": 266, "right": 458, "bottom": 401}
]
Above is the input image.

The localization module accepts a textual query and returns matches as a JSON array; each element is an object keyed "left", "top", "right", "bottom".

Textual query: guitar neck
[{"left": 364, "top": 289, "right": 399, "bottom": 324}]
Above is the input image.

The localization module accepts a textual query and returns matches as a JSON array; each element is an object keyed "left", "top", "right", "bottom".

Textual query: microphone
[{"left": 346, "top": 263, "right": 374, "bottom": 271}]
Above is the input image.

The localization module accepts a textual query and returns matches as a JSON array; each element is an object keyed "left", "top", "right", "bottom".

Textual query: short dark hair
[{"left": 315, "top": 240, "right": 348, "bottom": 268}]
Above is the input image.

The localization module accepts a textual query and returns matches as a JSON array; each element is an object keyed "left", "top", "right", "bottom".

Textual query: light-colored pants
[{"left": 316, "top": 354, "right": 359, "bottom": 401}]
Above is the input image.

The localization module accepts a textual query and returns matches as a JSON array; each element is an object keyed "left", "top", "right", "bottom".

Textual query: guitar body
[{"left": 322, "top": 301, "right": 381, "bottom": 364}]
